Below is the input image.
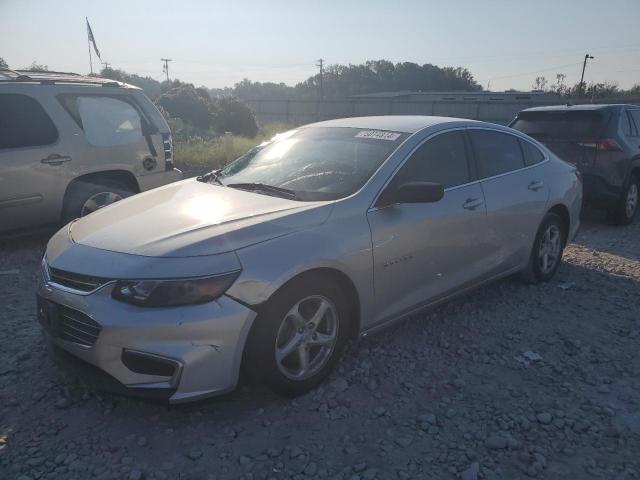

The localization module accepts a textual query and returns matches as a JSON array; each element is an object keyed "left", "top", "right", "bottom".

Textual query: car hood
[{"left": 69, "top": 179, "right": 333, "bottom": 257}]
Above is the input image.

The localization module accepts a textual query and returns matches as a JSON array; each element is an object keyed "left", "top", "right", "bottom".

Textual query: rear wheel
[
  {"left": 608, "top": 174, "right": 638, "bottom": 225},
  {"left": 63, "top": 180, "right": 134, "bottom": 223},
  {"left": 244, "top": 276, "right": 350, "bottom": 397},
  {"left": 519, "top": 212, "right": 566, "bottom": 284}
]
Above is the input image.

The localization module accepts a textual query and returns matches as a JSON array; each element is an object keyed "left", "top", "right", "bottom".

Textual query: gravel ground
[{"left": 1, "top": 211, "right": 639, "bottom": 480}]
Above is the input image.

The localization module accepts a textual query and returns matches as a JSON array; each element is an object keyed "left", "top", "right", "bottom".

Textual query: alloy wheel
[
  {"left": 80, "top": 192, "right": 123, "bottom": 216},
  {"left": 275, "top": 295, "right": 338, "bottom": 381},
  {"left": 626, "top": 183, "right": 638, "bottom": 220},
  {"left": 538, "top": 224, "right": 562, "bottom": 275}
]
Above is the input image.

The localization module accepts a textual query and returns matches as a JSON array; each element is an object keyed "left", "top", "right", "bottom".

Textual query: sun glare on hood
[{"left": 181, "top": 195, "right": 231, "bottom": 225}]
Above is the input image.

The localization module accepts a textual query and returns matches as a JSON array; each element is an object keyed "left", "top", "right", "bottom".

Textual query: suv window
[
  {"left": 0, "top": 94, "right": 58, "bottom": 149},
  {"left": 511, "top": 110, "right": 608, "bottom": 141},
  {"left": 629, "top": 110, "right": 640, "bottom": 137},
  {"left": 391, "top": 131, "right": 470, "bottom": 189},
  {"left": 469, "top": 130, "right": 524, "bottom": 178},
  {"left": 520, "top": 139, "right": 545, "bottom": 166},
  {"left": 60, "top": 95, "right": 143, "bottom": 147}
]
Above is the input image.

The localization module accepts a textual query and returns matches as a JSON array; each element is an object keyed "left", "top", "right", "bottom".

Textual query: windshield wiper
[
  {"left": 196, "top": 169, "right": 224, "bottom": 185},
  {"left": 226, "top": 182, "right": 297, "bottom": 199}
]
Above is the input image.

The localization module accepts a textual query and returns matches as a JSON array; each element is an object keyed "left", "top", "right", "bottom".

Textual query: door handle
[
  {"left": 462, "top": 198, "right": 484, "bottom": 210},
  {"left": 528, "top": 180, "right": 544, "bottom": 191},
  {"left": 41, "top": 154, "right": 72, "bottom": 165}
]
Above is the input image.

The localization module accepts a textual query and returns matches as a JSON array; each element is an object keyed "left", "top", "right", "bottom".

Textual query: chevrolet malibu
[{"left": 38, "top": 116, "right": 582, "bottom": 403}]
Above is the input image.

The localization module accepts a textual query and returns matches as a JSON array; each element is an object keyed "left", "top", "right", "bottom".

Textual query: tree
[
  {"left": 532, "top": 76, "right": 548, "bottom": 91},
  {"left": 0, "top": 57, "right": 8, "bottom": 69},
  {"left": 100, "top": 67, "right": 163, "bottom": 99},
  {"left": 157, "top": 84, "right": 212, "bottom": 130},
  {"left": 25, "top": 61, "right": 48, "bottom": 71},
  {"left": 292, "top": 60, "right": 482, "bottom": 99},
  {"left": 210, "top": 96, "right": 258, "bottom": 137}
]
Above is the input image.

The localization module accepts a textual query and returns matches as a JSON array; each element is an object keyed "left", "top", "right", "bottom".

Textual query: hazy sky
[{"left": 2, "top": 0, "right": 639, "bottom": 91}]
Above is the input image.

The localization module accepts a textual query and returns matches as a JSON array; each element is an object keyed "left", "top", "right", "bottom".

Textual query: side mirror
[{"left": 380, "top": 181, "right": 444, "bottom": 206}]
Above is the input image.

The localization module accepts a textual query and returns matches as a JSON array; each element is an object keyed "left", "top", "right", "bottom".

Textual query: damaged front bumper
[{"left": 37, "top": 282, "right": 256, "bottom": 403}]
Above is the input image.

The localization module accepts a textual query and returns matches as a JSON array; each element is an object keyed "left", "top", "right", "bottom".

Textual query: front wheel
[
  {"left": 244, "top": 276, "right": 350, "bottom": 397},
  {"left": 519, "top": 212, "right": 566, "bottom": 284}
]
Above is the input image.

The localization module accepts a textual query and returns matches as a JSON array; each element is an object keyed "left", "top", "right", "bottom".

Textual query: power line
[
  {"left": 479, "top": 61, "right": 583, "bottom": 84},
  {"left": 160, "top": 58, "right": 172, "bottom": 81}
]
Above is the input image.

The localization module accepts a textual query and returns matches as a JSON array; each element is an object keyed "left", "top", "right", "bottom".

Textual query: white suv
[{"left": 0, "top": 70, "right": 182, "bottom": 233}]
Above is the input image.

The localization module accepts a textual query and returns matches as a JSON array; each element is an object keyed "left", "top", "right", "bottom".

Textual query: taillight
[
  {"left": 574, "top": 168, "right": 583, "bottom": 183},
  {"left": 577, "top": 139, "right": 623, "bottom": 151},
  {"left": 162, "top": 133, "right": 174, "bottom": 171}
]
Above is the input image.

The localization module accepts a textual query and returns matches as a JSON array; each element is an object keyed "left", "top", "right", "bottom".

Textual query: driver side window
[{"left": 391, "top": 131, "right": 470, "bottom": 190}]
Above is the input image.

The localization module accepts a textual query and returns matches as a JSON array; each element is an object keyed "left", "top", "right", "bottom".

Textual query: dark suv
[{"left": 510, "top": 104, "right": 640, "bottom": 225}]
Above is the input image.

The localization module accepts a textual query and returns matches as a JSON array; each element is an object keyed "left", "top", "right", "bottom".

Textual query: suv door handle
[
  {"left": 528, "top": 180, "right": 544, "bottom": 191},
  {"left": 41, "top": 154, "right": 72, "bottom": 165},
  {"left": 462, "top": 198, "right": 484, "bottom": 210}
]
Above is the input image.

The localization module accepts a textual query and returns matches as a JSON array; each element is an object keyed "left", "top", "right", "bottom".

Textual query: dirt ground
[{"left": 1, "top": 211, "right": 639, "bottom": 480}]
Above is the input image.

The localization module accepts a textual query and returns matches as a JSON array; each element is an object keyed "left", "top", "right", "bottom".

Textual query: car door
[
  {"left": 0, "top": 92, "right": 71, "bottom": 231},
  {"left": 468, "top": 128, "right": 550, "bottom": 273},
  {"left": 367, "top": 130, "right": 493, "bottom": 324}
]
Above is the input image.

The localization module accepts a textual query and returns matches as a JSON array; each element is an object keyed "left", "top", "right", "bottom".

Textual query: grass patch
[{"left": 174, "top": 123, "right": 294, "bottom": 175}]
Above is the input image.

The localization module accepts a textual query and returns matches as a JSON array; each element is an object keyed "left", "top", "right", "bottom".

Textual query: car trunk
[{"left": 511, "top": 110, "right": 612, "bottom": 172}]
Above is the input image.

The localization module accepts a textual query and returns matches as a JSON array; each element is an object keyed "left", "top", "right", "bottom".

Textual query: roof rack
[{"left": 0, "top": 69, "right": 124, "bottom": 87}]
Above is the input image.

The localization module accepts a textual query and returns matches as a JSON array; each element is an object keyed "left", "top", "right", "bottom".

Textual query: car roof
[
  {"left": 519, "top": 104, "right": 634, "bottom": 113},
  {"left": 303, "top": 115, "right": 484, "bottom": 133},
  {"left": 0, "top": 69, "right": 136, "bottom": 89}
]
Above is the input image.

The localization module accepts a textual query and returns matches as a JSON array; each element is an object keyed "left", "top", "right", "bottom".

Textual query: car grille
[
  {"left": 47, "top": 266, "right": 111, "bottom": 293},
  {"left": 56, "top": 305, "right": 102, "bottom": 347}
]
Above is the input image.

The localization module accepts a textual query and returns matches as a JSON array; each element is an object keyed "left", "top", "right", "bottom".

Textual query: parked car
[
  {"left": 37, "top": 116, "right": 582, "bottom": 403},
  {"left": 0, "top": 69, "right": 182, "bottom": 233},
  {"left": 510, "top": 104, "right": 640, "bottom": 224}
]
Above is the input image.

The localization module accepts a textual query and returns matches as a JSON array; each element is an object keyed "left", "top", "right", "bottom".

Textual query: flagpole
[{"left": 86, "top": 17, "right": 93, "bottom": 74}]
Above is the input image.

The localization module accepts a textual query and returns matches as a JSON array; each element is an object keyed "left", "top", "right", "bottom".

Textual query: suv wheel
[
  {"left": 519, "top": 212, "right": 566, "bottom": 284},
  {"left": 609, "top": 174, "right": 638, "bottom": 226},
  {"left": 63, "top": 180, "right": 134, "bottom": 222},
  {"left": 244, "top": 276, "right": 350, "bottom": 397}
]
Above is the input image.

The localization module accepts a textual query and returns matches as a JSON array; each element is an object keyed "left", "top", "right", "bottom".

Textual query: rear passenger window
[
  {"left": 0, "top": 94, "right": 58, "bottom": 149},
  {"left": 622, "top": 112, "right": 634, "bottom": 136},
  {"left": 60, "top": 95, "right": 143, "bottom": 147},
  {"left": 629, "top": 111, "right": 640, "bottom": 137},
  {"left": 392, "top": 131, "right": 470, "bottom": 189},
  {"left": 520, "top": 139, "right": 545, "bottom": 166},
  {"left": 469, "top": 130, "right": 524, "bottom": 178}
]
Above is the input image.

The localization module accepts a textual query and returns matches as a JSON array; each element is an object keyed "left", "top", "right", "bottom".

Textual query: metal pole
[
  {"left": 88, "top": 32, "right": 93, "bottom": 74},
  {"left": 579, "top": 54, "right": 593, "bottom": 96}
]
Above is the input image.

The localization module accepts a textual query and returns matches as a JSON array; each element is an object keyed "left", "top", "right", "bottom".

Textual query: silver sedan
[{"left": 38, "top": 116, "right": 582, "bottom": 402}]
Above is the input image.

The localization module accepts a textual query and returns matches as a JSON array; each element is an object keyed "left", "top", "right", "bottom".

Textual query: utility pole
[
  {"left": 101, "top": 61, "right": 111, "bottom": 70},
  {"left": 161, "top": 58, "right": 172, "bottom": 81},
  {"left": 579, "top": 54, "right": 594, "bottom": 96},
  {"left": 316, "top": 58, "right": 324, "bottom": 100}
]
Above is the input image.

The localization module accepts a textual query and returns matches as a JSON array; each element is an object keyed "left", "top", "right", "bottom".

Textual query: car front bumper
[{"left": 37, "top": 280, "right": 256, "bottom": 403}]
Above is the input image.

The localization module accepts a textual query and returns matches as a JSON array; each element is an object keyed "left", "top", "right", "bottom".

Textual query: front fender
[{"left": 226, "top": 213, "right": 375, "bottom": 330}]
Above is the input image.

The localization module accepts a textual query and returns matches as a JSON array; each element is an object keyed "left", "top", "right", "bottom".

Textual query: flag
[{"left": 86, "top": 18, "right": 101, "bottom": 60}]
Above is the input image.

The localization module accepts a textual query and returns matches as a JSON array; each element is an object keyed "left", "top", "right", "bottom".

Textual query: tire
[
  {"left": 608, "top": 174, "right": 639, "bottom": 226},
  {"left": 62, "top": 179, "right": 134, "bottom": 223},
  {"left": 519, "top": 212, "right": 566, "bottom": 285},
  {"left": 244, "top": 275, "right": 351, "bottom": 397}
]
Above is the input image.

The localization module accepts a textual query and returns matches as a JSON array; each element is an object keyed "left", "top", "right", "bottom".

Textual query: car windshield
[
  {"left": 511, "top": 110, "right": 609, "bottom": 141},
  {"left": 217, "top": 127, "right": 408, "bottom": 201}
]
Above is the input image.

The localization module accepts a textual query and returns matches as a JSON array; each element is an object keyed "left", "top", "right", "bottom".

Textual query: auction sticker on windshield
[{"left": 355, "top": 130, "right": 402, "bottom": 141}]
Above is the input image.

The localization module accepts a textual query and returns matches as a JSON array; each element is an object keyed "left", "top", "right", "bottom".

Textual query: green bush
[{"left": 210, "top": 96, "right": 259, "bottom": 137}]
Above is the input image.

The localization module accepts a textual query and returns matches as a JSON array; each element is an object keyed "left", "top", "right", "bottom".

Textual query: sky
[{"left": 1, "top": 0, "right": 639, "bottom": 92}]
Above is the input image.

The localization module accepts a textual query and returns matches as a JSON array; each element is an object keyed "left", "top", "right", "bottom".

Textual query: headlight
[{"left": 111, "top": 271, "right": 240, "bottom": 307}]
